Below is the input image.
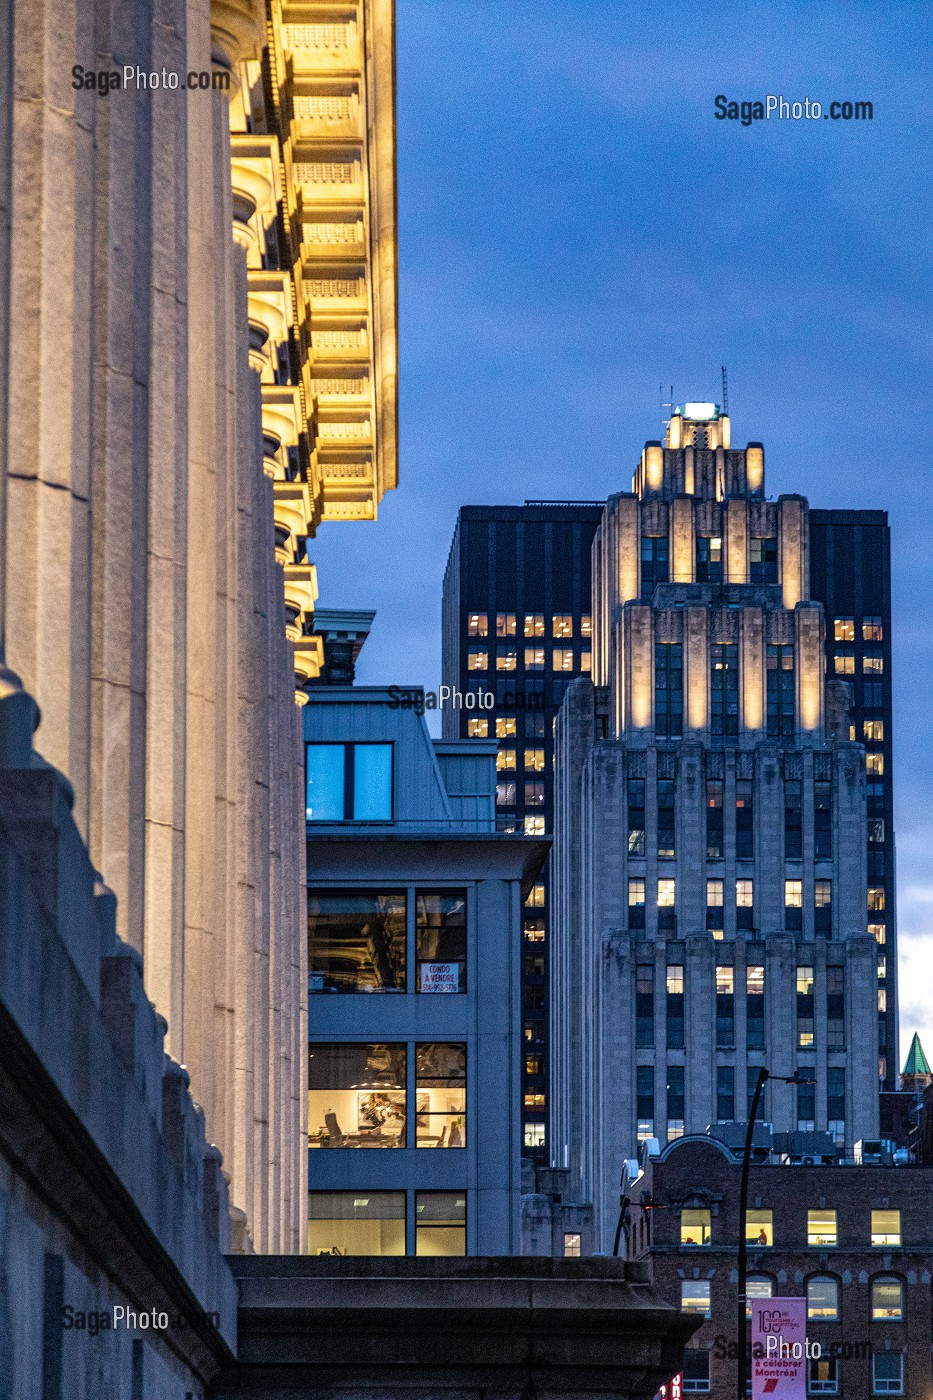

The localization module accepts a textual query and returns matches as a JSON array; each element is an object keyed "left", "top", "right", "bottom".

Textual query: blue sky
[{"left": 310, "top": 0, "right": 933, "bottom": 1064}]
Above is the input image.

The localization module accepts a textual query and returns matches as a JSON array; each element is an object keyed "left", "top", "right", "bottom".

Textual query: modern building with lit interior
[
  {"left": 550, "top": 403, "right": 881, "bottom": 1252},
  {"left": 303, "top": 679, "right": 548, "bottom": 1256}
]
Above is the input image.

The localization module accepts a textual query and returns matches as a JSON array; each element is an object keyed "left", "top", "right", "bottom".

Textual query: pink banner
[{"left": 751, "top": 1298, "right": 807, "bottom": 1398}]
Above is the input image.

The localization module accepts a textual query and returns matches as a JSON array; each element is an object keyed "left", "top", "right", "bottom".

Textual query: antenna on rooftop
[
  {"left": 660, "top": 383, "right": 675, "bottom": 440},
  {"left": 721, "top": 365, "right": 729, "bottom": 416}
]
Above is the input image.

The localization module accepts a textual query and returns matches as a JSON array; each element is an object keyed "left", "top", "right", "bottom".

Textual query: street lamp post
[{"left": 736, "top": 1068, "right": 815, "bottom": 1400}]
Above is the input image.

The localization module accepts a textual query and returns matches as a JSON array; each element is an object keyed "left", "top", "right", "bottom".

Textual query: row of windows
[
  {"left": 467, "top": 714, "right": 549, "bottom": 739},
  {"left": 497, "top": 780, "right": 545, "bottom": 806},
  {"left": 309, "top": 1190, "right": 465, "bottom": 1257},
  {"left": 640, "top": 533, "right": 780, "bottom": 596},
  {"left": 308, "top": 1042, "right": 466, "bottom": 1149},
  {"left": 497, "top": 747, "right": 546, "bottom": 771},
  {"left": 678, "top": 1207, "right": 901, "bottom": 1249},
  {"left": 628, "top": 877, "right": 837, "bottom": 940},
  {"left": 467, "top": 612, "right": 592, "bottom": 639},
  {"left": 636, "top": 1065, "right": 843, "bottom": 1140},
  {"left": 467, "top": 646, "right": 591, "bottom": 672},
  {"left": 675, "top": 1343, "right": 903, "bottom": 1396},
  {"left": 834, "top": 650, "right": 884, "bottom": 675},
  {"left": 308, "top": 889, "right": 466, "bottom": 994},
  {"left": 833, "top": 615, "right": 883, "bottom": 642},
  {"left": 629, "top": 776, "right": 834, "bottom": 864}
]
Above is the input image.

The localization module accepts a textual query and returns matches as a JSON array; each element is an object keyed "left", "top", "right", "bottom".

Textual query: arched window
[
  {"left": 807, "top": 1275, "right": 839, "bottom": 1321},
  {"left": 746, "top": 1274, "right": 773, "bottom": 1319},
  {"left": 871, "top": 1276, "right": 904, "bottom": 1321}
]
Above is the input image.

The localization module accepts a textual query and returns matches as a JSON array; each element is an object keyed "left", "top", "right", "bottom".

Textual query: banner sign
[
  {"left": 419, "top": 962, "right": 461, "bottom": 993},
  {"left": 751, "top": 1298, "right": 808, "bottom": 1398},
  {"left": 654, "top": 1374, "right": 682, "bottom": 1400}
]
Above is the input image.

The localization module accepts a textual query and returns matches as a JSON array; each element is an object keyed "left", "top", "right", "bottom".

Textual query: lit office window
[
  {"left": 629, "top": 878, "right": 646, "bottom": 931},
  {"left": 306, "top": 743, "right": 392, "bottom": 822},
  {"left": 580, "top": 650, "right": 592, "bottom": 672},
  {"left": 467, "top": 718, "right": 488, "bottom": 737},
  {"left": 863, "top": 651, "right": 883, "bottom": 674},
  {"left": 308, "top": 1044, "right": 406, "bottom": 1147},
  {"left": 834, "top": 652, "right": 855, "bottom": 675},
  {"left": 496, "top": 716, "right": 517, "bottom": 738},
  {"left": 706, "top": 878, "right": 724, "bottom": 939},
  {"left": 658, "top": 878, "right": 676, "bottom": 906},
  {"left": 833, "top": 617, "right": 854, "bottom": 642},
  {"left": 563, "top": 1232, "right": 582, "bottom": 1257},
  {"left": 785, "top": 878, "right": 803, "bottom": 931},
  {"left": 524, "top": 815, "right": 545, "bottom": 835},
  {"left": 680, "top": 1280, "right": 711, "bottom": 1316},
  {"left": 871, "top": 1210, "right": 901, "bottom": 1247},
  {"left": 308, "top": 891, "right": 406, "bottom": 993},
  {"left": 467, "top": 613, "right": 488, "bottom": 637},
  {"left": 868, "top": 887, "right": 886, "bottom": 911},
  {"left": 807, "top": 1211, "right": 837, "bottom": 1247},
  {"left": 746, "top": 1275, "right": 772, "bottom": 1318},
  {"left": 867, "top": 752, "right": 884, "bottom": 775},
  {"left": 863, "top": 616, "right": 883, "bottom": 641},
  {"left": 747, "top": 965, "right": 765, "bottom": 1049},
  {"left": 526, "top": 884, "right": 545, "bottom": 908},
  {"left": 870, "top": 923, "right": 886, "bottom": 944},
  {"left": 524, "top": 747, "right": 545, "bottom": 771},
  {"left": 864, "top": 719, "right": 884, "bottom": 742},
  {"left": 524, "top": 614, "right": 544, "bottom": 637},
  {"left": 524, "top": 919, "right": 545, "bottom": 943},
  {"left": 496, "top": 748, "right": 516, "bottom": 771},
  {"left": 496, "top": 613, "right": 516, "bottom": 637},
  {"left": 524, "top": 1123, "right": 545, "bottom": 1148},
  {"left": 467, "top": 649, "right": 488, "bottom": 671},
  {"left": 308, "top": 1192, "right": 405, "bottom": 1257},
  {"left": 736, "top": 878, "right": 754, "bottom": 932},
  {"left": 746, "top": 1210, "right": 773, "bottom": 1246},
  {"left": 416, "top": 1192, "right": 466, "bottom": 1256},
  {"left": 416, "top": 1043, "right": 466, "bottom": 1147},
  {"left": 580, "top": 614, "right": 592, "bottom": 637},
  {"left": 496, "top": 647, "right": 517, "bottom": 671},
  {"left": 806, "top": 1275, "right": 838, "bottom": 1319},
  {"left": 552, "top": 615, "right": 573, "bottom": 637},
  {"left": 797, "top": 966, "right": 815, "bottom": 1047},
  {"left": 552, "top": 647, "right": 574, "bottom": 671},
  {"left": 416, "top": 891, "right": 467, "bottom": 993},
  {"left": 871, "top": 1277, "right": 904, "bottom": 1320},
  {"left": 680, "top": 1209, "right": 711, "bottom": 1246},
  {"left": 524, "top": 647, "right": 544, "bottom": 670},
  {"left": 815, "top": 880, "right": 833, "bottom": 936}
]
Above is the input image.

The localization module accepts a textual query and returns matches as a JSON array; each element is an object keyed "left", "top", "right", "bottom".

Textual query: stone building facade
[
  {"left": 551, "top": 405, "right": 878, "bottom": 1252},
  {"left": 0, "top": 0, "right": 397, "bottom": 1251}
]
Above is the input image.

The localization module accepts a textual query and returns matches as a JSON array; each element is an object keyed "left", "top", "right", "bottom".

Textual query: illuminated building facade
[
  {"left": 550, "top": 406, "right": 881, "bottom": 1252},
  {"left": 0, "top": 0, "right": 397, "bottom": 1252},
  {"left": 442, "top": 505, "right": 603, "bottom": 1160}
]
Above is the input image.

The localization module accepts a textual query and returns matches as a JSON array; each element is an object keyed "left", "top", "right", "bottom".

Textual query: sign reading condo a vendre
[{"left": 751, "top": 1298, "right": 808, "bottom": 1398}]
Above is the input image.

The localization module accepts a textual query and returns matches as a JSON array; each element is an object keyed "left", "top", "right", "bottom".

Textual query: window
[
  {"left": 667, "top": 1064, "right": 685, "bottom": 1140},
  {"left": 807, "top": 1212, "right": 837, "bottom": 1247},
  {"left": 308, "top": 1044, "right": 406, "bottom": 1148},
  {"left": 809, "top": 1356, "right": 839, "bottom": 1394},
  {"left": 524, "top": 1091, "right": 545, "bottom": 1108},
  {"left": 309, "top": 890, "right": 406, "bottom": 992},
  {"left": 868, "top": 818, "right": 885, "bottom": 845},
  {"left": 524, "top": 814, "right": 545, "bottom": 835},
  {"left": 816, "top": 879, "right": 833, "bottom": 936},
  {"left": 871, "top": 923, "right": 886, "bottom": 945},
  {"left": 526, "top": 884, "right": 545, "bottom": 908},
  {"left": 797, "top": 966, "right": 815, "bottom": 1047},
  {"left": 496, "top": 717, "right": 516, "bottom": 738},
  {"left": 416, "top": 1192, "right": 466, "bottom": 1256},
  {"left": 871, "top": 1210, "right": 901, "bottom": 1247},
  {"left": 641, "top": 535, "right": 669, "bottom": 596},
  {"left": 667, "top": 964, "right": 685, "bottom": 1049},
  {"left": 806, "top": 1274, "right": 838, "bottom": 1319},
  {"left": 524, "top": 919, "right": 544, "bottom": 943},
  {"left": 467, "top": 613, "right": 488, "bottom": 637},
  {"left": 524, "top": 1122, "right": 545, "bottom": 1148},
  {"left": 309, "top": 1191, "right": 406, "bottom": 1256},
  {"left": 636, "top": 964, "right": 654, "bottom": 1047},
  {"left": 785, "top": 779, "right": 803, "bottom": 860},
  {"left": 636, "top": 1063, "right": 654, "bottom": 1139},
  {"left": 864, "top": 719, "right": 884, "bottom": 742},
  {"left": 834, "top": 652, "right": 855, "bottom": 675},
  {"left": 467, "top": 649, "right": 488, "bottom": 670},
  {"left": 747, "top": 965, "right": 765, "bottom": 1049},
  {"left": 746, "top": 1209, "right": 773, "bottom": 1246},
  {"left": 749, "top": 535, "right": 778, "bottom": 583},
  {"left": 814, "top": 781, "right": 832, "bottom": 859},
  {"left": 863, "top": 616, "right": 883, "bottom": 641},
  {"left": 869, "top": 887, "right": 886, "bottom": 912},
  {"left": 552, "top": 648, "right": 574, "bottom": 671},
  {"left": 872, "top": 1353, "right": 904, "bottom": 1394},
  {"left": 563, "top": 1232, "right": 581, "bottom": 1257},
  {"left": 833, "top": 617, "right": 855, "bottom": 642},
  {"left": 629, "top": 878, "right": 646, "bottom": 931},
  {"left": 785, "top": 878, "right": 803, "bottom": 931},
  {"left": 680, "top": 1280, "right": 711, "bottom": 1317},
  {"left": 797, "top": 1075, "right": 816, "bottom": 1131},
  {"left": 628, "top": 778, "right": 646, "bottom": 856},
  {"left": 658, "top": 778, "right": 676, "bottom": 857},
  {"left": 863, "top": 651, "right": 883, "bottom": 674},
  {"left": 306, "top": 743, "right": 393, "bottom": 821},
  {"left": 767, "top": 644, "right": 795, "bottom": 736},
  {"left": 710, "top": 643, "right": 739, "bottom": 737},
  {"left": 581, "top": 614, "right": 592, "bottom": 638},
  {"left": 867, "top": 752, "right": 884, "bottom": 776},
  {"left": 658, "top": 878, "right": 676, "bottom": 930},
  {"left": 682, "top": 1349, "right": 711, "bottom": 1393},
  {"left": 415, "top": 1043, "right": 466, "bottom": 1148},
  {"left": 496, "top": 780, "right": 516, "bottom": 807},
  {"left": 827, "top": 1067, "right": 845, "bottom": 1144},
  {"left": 680, "top": 1208, "right": 711, "bottom": 1246},
  {"left": 524, "top": 780, "right": 545, "bottom": 807},
  {"left": 655, "top": 643, "right": 684, "bottom": 739},
  {"left": 496, "top": 747, "right": 516, "bottom": 771},
  {"left": 524, "top": 747, "right": 544, "bottom": 771},
  {"left": 523, "top": 647, "right": 544, "bottom": 670},
  {"left": 746, "top": 1275, "right": 772, "bottom": 1318},
  {"left": 696, "top": 534, "right": 723, "bottom": 583},
  {"left": 706, "top": 779, "right": 724, "bottom": 857},
  {"left": 552, "top": 614, "right": 573, "bottom": 638},
  {"left": 736, "top": 878, "right": 754, "bottom": 932},
  {"left": 496, "top": 647, "right": 517, "bottom": 671},
  {"left": 467, "top": 718, "right": 488, "bottom": 737},
  {"left": 871, "top": 1277, "right": 904, "bottom": 1320},
  {"left": 716, "top": 965, "right": 735, "bottom": 1047},
  {"left": 706, "top": 878, "right": 724, "bottom": 939},
  {"left": 716, "top": 1065, "right": 734, "bottom": 1122},
  {"left": 496, "top": 613, "right": 516, "bottom": 637},
  {"left": 735, "top": 779, "right": 754, "bottom": 859}
]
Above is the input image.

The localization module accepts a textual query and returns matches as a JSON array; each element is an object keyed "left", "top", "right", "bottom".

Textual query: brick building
[{"left": 630, "top": 1133, "right": 933, "bottom": 1396}]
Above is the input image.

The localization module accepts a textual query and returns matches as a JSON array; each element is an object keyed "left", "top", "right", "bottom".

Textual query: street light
[{"left": 736, "top": 1068, "right": 815, "bottom": 1400}]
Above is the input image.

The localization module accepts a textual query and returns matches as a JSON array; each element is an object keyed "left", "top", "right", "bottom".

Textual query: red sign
[{"left": 655, "top": 1373, "right": 682, "bottom": 1400}]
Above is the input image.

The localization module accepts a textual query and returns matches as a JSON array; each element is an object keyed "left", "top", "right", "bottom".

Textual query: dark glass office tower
[
  {"left": 442, "top": 504, "right": 604, "bottom": 1158},
  {"left": 809, "top": 511, "right": 896, "bottom": 1089}
]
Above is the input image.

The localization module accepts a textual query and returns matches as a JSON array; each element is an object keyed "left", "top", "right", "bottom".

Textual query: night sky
[{"left": 309, "top": 0, "right": 933, "bottom": 1064}]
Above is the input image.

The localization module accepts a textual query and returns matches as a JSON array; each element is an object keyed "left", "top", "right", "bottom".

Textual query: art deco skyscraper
[{"left": 551, "top": 405, "right": 879, "bottom": 1251}]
